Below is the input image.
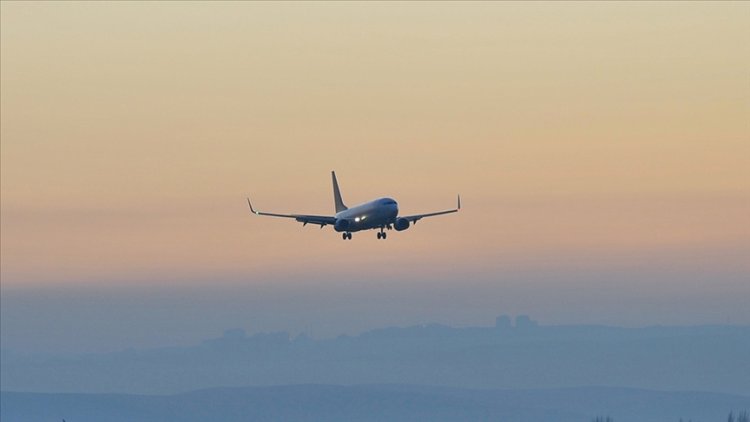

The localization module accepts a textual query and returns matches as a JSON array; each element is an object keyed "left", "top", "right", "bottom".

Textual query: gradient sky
[{"left": 1, "top": 2, "right": 749, "bottom": 353}]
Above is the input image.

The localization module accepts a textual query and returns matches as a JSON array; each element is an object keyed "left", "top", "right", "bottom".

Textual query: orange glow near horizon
[{"left": 1, "top": 2, "right": 748, "bottom": 286}]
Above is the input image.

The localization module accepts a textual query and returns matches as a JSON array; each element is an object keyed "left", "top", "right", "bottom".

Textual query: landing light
[{"left": 355, "top": 217, "right": 360, "bottom": 222}]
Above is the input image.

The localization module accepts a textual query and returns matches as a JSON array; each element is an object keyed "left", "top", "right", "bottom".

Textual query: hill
[{"left": 3, "top": 384, "right": 749, "bottom": 422}]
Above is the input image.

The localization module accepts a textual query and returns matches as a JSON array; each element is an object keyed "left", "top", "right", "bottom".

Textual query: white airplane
[{"left": 247, "top": 171, "right": 460, "bottom": 240}]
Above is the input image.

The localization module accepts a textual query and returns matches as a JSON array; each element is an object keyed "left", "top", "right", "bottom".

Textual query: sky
[{"left": 1, "top": 2, "right": 749, "bottom": 353}]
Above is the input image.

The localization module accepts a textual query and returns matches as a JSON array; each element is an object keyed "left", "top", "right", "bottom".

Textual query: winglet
[
  {"left": 457, "top": 194, "right": 461, "bottom": 210},
  {"left": 247, "top": 198, "right": 259, "bottom": 215}
]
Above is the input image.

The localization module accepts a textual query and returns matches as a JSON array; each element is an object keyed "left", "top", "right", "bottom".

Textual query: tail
[{"left": 331, "top": 171, "right": 348, "bottom": 213}]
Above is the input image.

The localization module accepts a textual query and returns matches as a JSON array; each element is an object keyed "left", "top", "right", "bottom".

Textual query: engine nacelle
[
  {"left": 334, "top": 219, "right": 350, "bottom": 232},
  {"left": 394, "top": 217, "right": 410, "bottom": 231}
]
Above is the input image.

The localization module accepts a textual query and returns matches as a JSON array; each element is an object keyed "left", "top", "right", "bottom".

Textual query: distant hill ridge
[
  {"left": 2, "top": 320, "right": 749, "bottom": 396},
  {"left": 3, "top": 384, "right": 749, "bottom": 422}
]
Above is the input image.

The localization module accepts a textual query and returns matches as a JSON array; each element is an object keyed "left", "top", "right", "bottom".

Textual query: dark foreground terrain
[{"left": 3, "top": 384, "right": 749, "bottom": 422}]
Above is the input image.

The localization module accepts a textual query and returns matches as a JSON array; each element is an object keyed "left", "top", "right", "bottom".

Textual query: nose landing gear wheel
[{"left": 377, "top": 232, "right": 382, "bottom": 239}]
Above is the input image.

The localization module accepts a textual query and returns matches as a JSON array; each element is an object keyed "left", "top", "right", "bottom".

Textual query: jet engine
[
  {"left": 394, "top": 217, "right": 410, "bottom": 231},
  {"left": 334, "top": 219, "right": 350, "bottom": 232}
]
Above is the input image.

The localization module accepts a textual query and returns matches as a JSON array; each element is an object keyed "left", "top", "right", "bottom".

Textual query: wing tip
[{"left": 247, "top": 197, "right": 259, "bottom": 215}]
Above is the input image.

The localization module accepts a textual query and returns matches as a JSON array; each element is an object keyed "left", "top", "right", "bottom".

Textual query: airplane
[{"left": 247, "top": 171, "right": 460, "bottom": 240}]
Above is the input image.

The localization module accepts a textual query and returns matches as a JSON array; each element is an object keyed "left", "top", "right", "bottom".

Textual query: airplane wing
[
  {"left": 246, "top": 198, "right": 336, "bottom": 227},
  {"left": 401, "top": 195, "right": 461, "bottom": 224}
]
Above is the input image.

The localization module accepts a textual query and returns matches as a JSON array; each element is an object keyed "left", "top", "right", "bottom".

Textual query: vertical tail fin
[{"left": 331, "top": 171, "right": 347, "bottom": 213}]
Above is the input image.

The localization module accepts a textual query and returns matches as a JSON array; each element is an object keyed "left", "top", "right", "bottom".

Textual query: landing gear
[
  {"left": 377, "top": 229, "right": 387, "bottom": 240},
  {"left": 342, "top": 232, "right": 352, "bottom": 240}
]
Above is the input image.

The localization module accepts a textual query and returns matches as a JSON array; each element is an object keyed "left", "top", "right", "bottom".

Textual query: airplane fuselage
[{"left": 334, "top": 197, "right": 399, "bottom": 232}]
